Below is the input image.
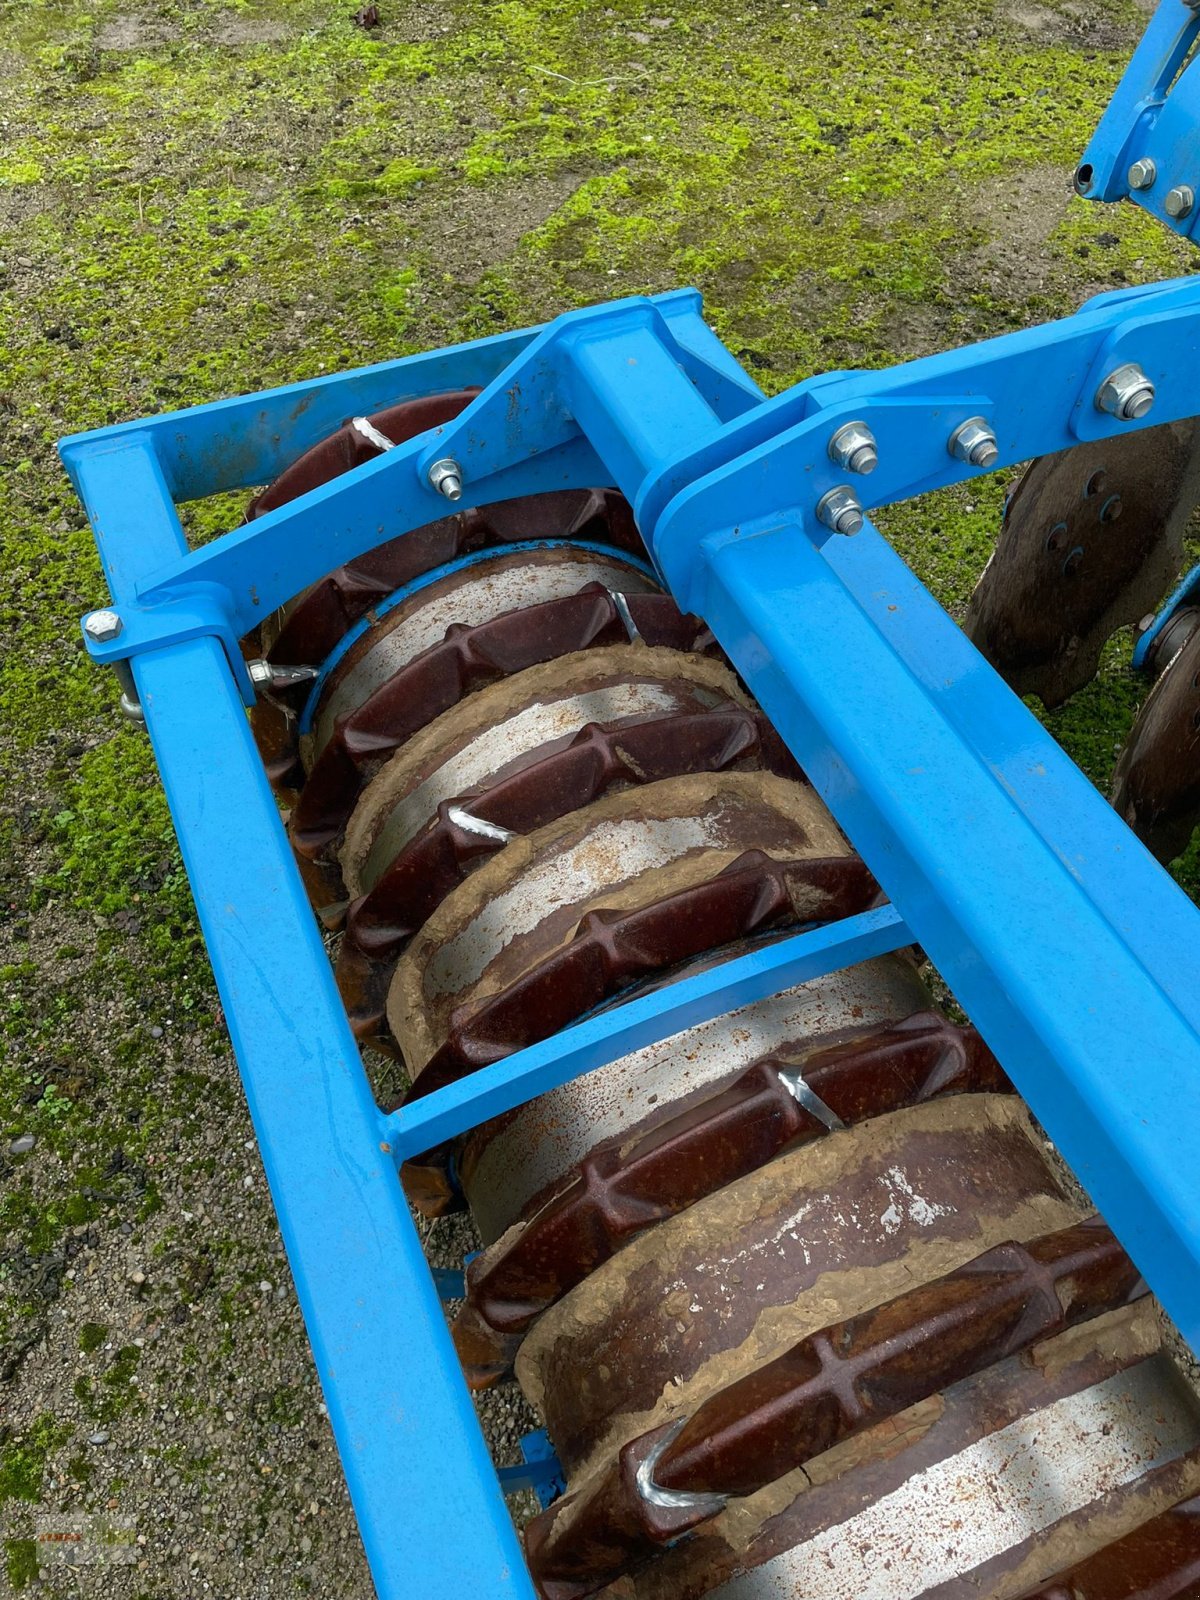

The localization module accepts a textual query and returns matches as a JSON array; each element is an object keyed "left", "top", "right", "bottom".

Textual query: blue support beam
[
  {"left": 652, "top": 506, "right": 1200, "bottom": 1343},
  {"left": 65, "top": 277, "right": 1200, "bottom": 703},
  {"left": 131, "top": 636, "right": 537, "bottom": 1600},
  {"left": 383, "top": 906, "right": 912, "bottom": 1161}
]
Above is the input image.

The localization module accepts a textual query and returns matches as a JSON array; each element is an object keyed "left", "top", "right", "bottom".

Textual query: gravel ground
[{"left": 1, "top": 0, "right": 1197, "bottom": 1596}]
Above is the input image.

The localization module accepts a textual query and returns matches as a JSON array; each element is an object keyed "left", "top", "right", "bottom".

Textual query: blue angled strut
[{"left": 58, "top": 9, "right": 1200, "bottom": 1594}]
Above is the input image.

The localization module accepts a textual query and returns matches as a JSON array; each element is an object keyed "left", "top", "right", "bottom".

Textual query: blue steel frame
[
  {"left": 60, "top": 277, "right": 1200, "bottom": 1600},
  {"left": 1078, "top": 0, "right": 1200, "bottom": 237},
  {"left": 58, "top": 21, "right": 1200, "bottom": 1587}
]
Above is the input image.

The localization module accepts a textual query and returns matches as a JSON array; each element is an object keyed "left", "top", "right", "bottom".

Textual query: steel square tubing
[{"left": 59, "top": 433, "right": 541, "bottom": 1599}]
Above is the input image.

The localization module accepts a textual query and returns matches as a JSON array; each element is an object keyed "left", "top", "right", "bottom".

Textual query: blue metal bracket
[
  {"left": 1078, "top": 0, "right": 1200, "bottom": 239},
  {"left": 430, "top": 1266, "right": 467, "bottom": 1303},
  {"left": 1133, "top": 558, "right": 1200, "bottom": 668},
  {"left": 60, "top": 263, "right": 1200, "bottom": 1599},
  {"left": 66, "top": 288, "right": 755, "bottom": 707},
  {"left": 503, "top": 1431, "right": 566, "bottom": 1510}
]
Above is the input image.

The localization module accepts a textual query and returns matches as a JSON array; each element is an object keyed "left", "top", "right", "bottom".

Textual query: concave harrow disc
[
  {"left": 965, "top": 423, "right": 1200, "bottom": 865},
  {"left": 963, "top": 421, "right": 1200, "bottom": 708}
]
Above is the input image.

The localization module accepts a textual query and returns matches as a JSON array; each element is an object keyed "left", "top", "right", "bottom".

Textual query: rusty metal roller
[
  {"left": 282, "top": 543, "right": 715, "bottom": 917},
  {"left": 334, "top": 647, "right": 800, "bottom": 1045},
  {"left": 525, "top": 1217, "right": 1146, "bottom": 1591},
  {"left": 452, "top": 1004, "right": 1011, "bottom": 1387},
  {"left": 293, "top": 545, "right": 663, "bottom": 856},
  {"left": 385, "top": 771, "right": 879, "bottom": 1095},
  {"left": 456, "top": 952, "right": 937, "bottom": 1244},
  {"left": 236, "top": 437, "right": 1200, "bottom": 1600},
  {"left": 963, "top": 421, "right": 1200, "bottom": 706},
  {"left": 515, "top": 1098, "right": 1200, "bottom": 1600},
  {"left": 593, "top": 1308, "right": 1200, "bottom": 1600},
  {"left": 246, "top": 388, "right": 642, "bottom": 793}
]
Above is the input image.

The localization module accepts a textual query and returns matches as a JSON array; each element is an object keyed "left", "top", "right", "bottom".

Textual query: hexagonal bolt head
[
  {"left": 948, "top": 416, "right": 999, "bottom": 469},
  {"left": 828, "top": 421, "right": 879, "bottom": 475},
  {"left": 1166, "top": 184, "right": 1195, "bottom": 220},
  {"left": 84, "top": 608, "right": 123, "bottom": 643},
  {"left": 816, "top": 485, "right": 865, "bottom": 537},
  {"left": 1127, "top": 158, "right": 1157, "bottom": 191},
  {"left": 1095, "top": 362, "right": 1155, "bottom": 422},
  {"left": 428, "top": 457, "right": 464, "bottom": 501}
]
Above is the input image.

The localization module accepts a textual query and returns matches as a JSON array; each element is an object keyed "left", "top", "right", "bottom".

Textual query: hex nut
[
  {"left": 1095, "top": 363, "right": 1155, "bottom": 422},
  {"left": 828, "top": 421, "right": 879, "bottom": 475},
  {"left": 816, "top": 485, "right": 865, "bottom": 537},
  {"left": 948, "top": 417, "right": 999, "bottom": 470},
  {"left": 428, "top": 457, "right": 464, "bottom": 501},
  {"left": 1166, "top": 184, "right": 1195, "bottom": 220}
]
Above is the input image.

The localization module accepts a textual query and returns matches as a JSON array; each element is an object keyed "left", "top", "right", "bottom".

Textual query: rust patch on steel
[
  {"left": 963, "top": 422, "right": 1200, "bottom": 707},
  {"left": 627, "top": 1308, "right": 1198, "bottom": 1600},
  {"left": 251, "top": 476, "right": 646, "bottom": 789},
  {"left": 306, "top": 547, "right": 659, "bottom": 761},
  {"left": 335, "top": 703, "right": 805, "bottom": 1045},
  {"left": 524, "top": 1217, "right": 1143, "bottom": 1594},
  {"left": 1016, "top": 1491, "right": 1200, "bottom": 1598},
  {"left": 403, "top": 848, "right": 877, "bottom": 1096},
  {"left": 249, "top": 384, "right": 638, "bottom": 662},
  {"left": 403, "top": 952, "right": 928, "bottom": 1227},
  {"left": 339, "top": 647, "right": 755, "bottom": 896},
  {"left": 452, "top": 1013, "right": 1010, "bottom": 1386},
  {"left": 1112, "top": 621, "right": 1200, "bottom": 865},
  {"left": 459, "top": 952, "right": 932, "bottom": 1246},
  {"left": 345, "top": 709, "right": 794, "bottom": 958}
]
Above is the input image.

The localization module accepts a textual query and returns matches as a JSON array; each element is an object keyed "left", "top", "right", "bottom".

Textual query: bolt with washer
[
  {"left": 816, "top": 485, "right": 866, "bottom": 537},
  {"left": 828, "top": 421, "right": 878, "bottom": 475},
  {"left": 428, "top": 457, "right": 464, "bottom": 501},
  {"left": 84, "top": 608, "right": 123, "bottom": 643},
  {"left": 1095, "top": 363, "right": 1155, "bottom": 422},
  {"left": 1166, "top": 184, "right": 1195, "bottom": 220},
  {"left": 1127, "top": 158, "right": 1157, "bottom": 191},
  {"left": 948, "top": 417, "right": 999, "bottom": 469}
]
